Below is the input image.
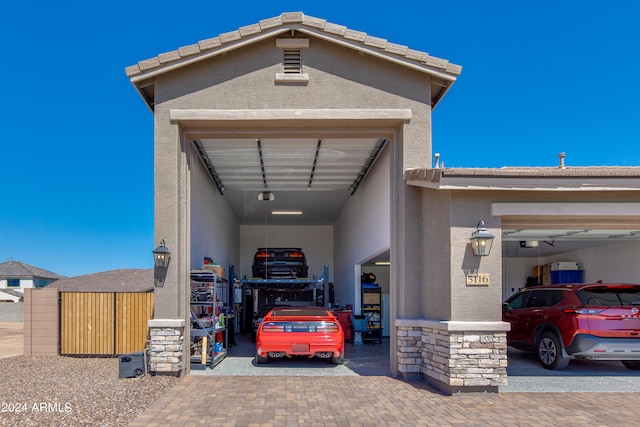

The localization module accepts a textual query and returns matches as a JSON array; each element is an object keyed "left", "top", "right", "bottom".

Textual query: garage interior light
[
  {"left": 272, "top": 210, "right": 303, "bottom": 215},
  {"left": 374, "top": 261, "right": 390, "bottom": 266},
  {"left": 258, "top": 191, "right": 274, "bottom": 201}
]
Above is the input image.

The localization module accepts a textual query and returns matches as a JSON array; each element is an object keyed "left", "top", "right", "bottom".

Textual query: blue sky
[{"left": 1, "top": 1, "right": 639, "bottom": 277}]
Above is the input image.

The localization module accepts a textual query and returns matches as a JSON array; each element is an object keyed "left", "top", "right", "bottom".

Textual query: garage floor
[
  {"left": 194, "top": 332, "right": 640, "bottom": 392},
  {"left": 502, "top": 347, "right": 640, "bottom": 392},
  {"left": 191, "top": 332, "right": 391, "bottom": 377}
]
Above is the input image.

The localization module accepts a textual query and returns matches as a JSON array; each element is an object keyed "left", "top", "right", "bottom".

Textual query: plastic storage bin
[
  {"left": 550, "top": 262, "right": 579, "bottom": 271},
  {"left": 550, "top": 270, "right": 583, "bottom": 284}
]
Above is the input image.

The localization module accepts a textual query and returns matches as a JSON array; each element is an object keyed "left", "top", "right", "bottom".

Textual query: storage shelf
[
  {"left": 361, "top": 284, "right": 382, "bottom": 343},
  {"left": 190, "top": 270, "right": 228, "bottom": 368}
]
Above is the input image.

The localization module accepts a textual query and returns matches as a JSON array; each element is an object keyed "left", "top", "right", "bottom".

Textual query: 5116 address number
[{"left": 466, "top": 274, "right": 490, "bottom": 286}]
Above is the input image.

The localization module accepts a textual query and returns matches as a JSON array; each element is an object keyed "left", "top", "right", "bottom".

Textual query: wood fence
[{"left": 60, "top": 292, "right": 154, "bottom": 355}]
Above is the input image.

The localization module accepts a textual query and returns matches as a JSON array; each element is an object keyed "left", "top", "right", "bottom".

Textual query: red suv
[{"left": 502, "top": 283, "right": 640, "bottom": 370}]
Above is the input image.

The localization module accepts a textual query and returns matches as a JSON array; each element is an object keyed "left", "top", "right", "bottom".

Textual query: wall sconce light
[
  {"left": 470, "top": 221, "right": 494, "bottom": 256},
  {"left": 153, "top": 240, "right": 170, "bottom": 287},
  {"left": 152, "top": 239, "right": 171, "bottom": 268}
]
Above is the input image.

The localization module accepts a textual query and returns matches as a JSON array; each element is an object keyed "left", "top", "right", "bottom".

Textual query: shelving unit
[
  {"left": 361, "top": 284, "right": 382, "bottom": 343},
  {"left": 190, "top": 270, "right": 228, "bottom": 368}
]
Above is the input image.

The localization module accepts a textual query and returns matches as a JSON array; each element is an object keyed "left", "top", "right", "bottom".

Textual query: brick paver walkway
[{"left": 129, "top": 375, "right": 639, "bottom": 426}]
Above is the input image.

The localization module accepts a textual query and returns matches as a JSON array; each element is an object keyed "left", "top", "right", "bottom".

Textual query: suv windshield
[{"left": 580, "top": 286, "right": 640, "bottom": 306}]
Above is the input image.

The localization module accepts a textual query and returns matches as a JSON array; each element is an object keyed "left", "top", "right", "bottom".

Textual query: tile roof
[
  {"left": 45, "top": 269, "right": 153, "bottom": 293},
  {"left": 407, "top": 166, "right": 640, "bottom": 180},
  {"left": 406, "top": 166, "right": 640, "bottom": 190},
  {"left": 0, "top": 260, "right": 65, "bottom": 280},
  {"left": 125, "top": 12, "right": 461, "bottom": 82},
  {"left": 0, "top": 288, "right": 24, "bottom": 298}
]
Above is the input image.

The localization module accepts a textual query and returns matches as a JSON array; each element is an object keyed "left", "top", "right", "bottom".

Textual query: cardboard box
[
  {"left": 203, "top": 264, "right": 224, "bottom": 278},
  {"left": 550, "top": 262, "right": 579, "bottom": 271},
  {"left": 533, "top": 265, "right": 543, "bottom": 278}
]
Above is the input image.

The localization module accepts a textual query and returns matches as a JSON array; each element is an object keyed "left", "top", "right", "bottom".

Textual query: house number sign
[{"left": 466, "top": 273, "right": 490, "bottom": 286}]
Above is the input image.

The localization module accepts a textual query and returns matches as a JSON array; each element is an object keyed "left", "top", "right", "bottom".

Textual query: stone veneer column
[
  {"left": 396, "top": 319, "right": 509, "bottom": 394},
  {"left": 148, "top": 319, "right": 185, "bottom": 376}
]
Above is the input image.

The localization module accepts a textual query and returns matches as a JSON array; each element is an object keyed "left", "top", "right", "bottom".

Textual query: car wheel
[
  {"left": 622, "top": 360, "right": 640, "bottom": 370},
  {"left": 256, "top": 352, "right": 269, "bottom": 364},
  {"left": 331, "top": 353, "right": 344, "bottom": 365},
  {"left": 537, "top": 332, "right": 570, "bottom": 370}
]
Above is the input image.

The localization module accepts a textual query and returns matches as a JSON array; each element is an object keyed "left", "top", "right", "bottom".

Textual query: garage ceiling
[
  {"left": 502, "top": 228, "right": 640, "bottom": 257},
  {"left": 193, "top": 138, "right": 640, "bottom": 256},
  {"left": 194, "top": 137, "right": 387, "bottom": 225}
]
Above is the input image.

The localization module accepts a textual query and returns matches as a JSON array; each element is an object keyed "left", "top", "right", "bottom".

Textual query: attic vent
[
  {"left": 283, "top": 49, "right": 302, "bottom": 74},
  {"left": 275, "top": 38, "right": 309, "bottom": 84}
]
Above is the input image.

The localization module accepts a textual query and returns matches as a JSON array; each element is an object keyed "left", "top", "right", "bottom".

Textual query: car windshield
[
  {"left": 580, "top": 286, "right": 640, "bottom": 306},
  {"left": 269, "top": 308, "right": 329, "bottom": 317}
]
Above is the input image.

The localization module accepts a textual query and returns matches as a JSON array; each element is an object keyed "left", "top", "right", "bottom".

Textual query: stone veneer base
[
  {"left": 396, "top": 319, "right": 509, "bottom": 395},
  {"left": 148, "top": 319, "right": 185, "bottom": 376}
]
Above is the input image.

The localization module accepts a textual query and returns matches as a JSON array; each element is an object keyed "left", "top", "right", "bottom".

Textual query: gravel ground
[{"left": 0, "top": 355, "right": 181, "bottom": 427}]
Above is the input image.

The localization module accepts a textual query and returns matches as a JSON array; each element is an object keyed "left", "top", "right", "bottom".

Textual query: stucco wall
[
  {"left": 421, "top": 188, "right": 452, "bottom": 320},
  {"left": 422, "top": 188, "right": 640, "bottom": 323},
  {"left": 450, "top": 192, "right": 502, "bottom": 322}
]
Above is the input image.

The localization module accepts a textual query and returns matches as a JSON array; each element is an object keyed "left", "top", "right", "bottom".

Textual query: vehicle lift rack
[{"left": 228, "top": 264, "right": 330, "bottom": 306}]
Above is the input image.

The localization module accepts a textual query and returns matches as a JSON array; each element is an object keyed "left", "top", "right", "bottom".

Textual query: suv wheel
[
  {"left": 537, "top": 332, "right": 570, "bottom": 370},
  {"left": 621, "top": 360, "right": 640, "bottom": 370}
]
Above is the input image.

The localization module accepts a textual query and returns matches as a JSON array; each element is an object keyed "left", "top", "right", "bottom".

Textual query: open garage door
[{"left": 496, "top": 202, "right": 640, "bottom": 298}]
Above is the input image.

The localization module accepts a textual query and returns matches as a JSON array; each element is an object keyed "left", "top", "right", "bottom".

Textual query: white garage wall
[
  {"left": 190, "top": 155, "right": 240, "bottom": 272},
  {"left": 239, "top": 225, "right": 334, "bottom": 280},
  {"left": 502, "top": 257, "right": 536, "bottom": 299},
  {"left": 502, "top": 240, "right": 640, "bottom": 299},
  {"left": 545, "top": 240, "right": 640, "bottom": 284},
  {"left": 334, "top": 145, "right": 391, "bottom": 310}
]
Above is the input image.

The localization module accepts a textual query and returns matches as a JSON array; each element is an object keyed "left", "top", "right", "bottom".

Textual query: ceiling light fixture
[
  {"left": 374, "top": 261, "right": 390, "bottom": 266},
  {"left": 258, "top": 191, "right": 274, "bottom": 201},
  {"left": 272, "top": 210, "right": 303, "bottom": 215}
]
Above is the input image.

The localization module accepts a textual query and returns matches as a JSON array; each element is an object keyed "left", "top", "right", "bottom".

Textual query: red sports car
[{"left": 256, "top": 306, "right": 344, "bottom": 364}]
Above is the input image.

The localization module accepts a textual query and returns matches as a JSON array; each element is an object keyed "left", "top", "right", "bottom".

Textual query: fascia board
[
  {"left": 407, "top": 176, "right": 640, "bottom": 191},
  {"left": 491, "top": 202, "right": 640, "bottom": 217}
]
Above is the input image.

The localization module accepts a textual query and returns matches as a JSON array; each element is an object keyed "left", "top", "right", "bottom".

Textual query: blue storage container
[{"left": 550, "top": 270, "right": 583, "bottom": 284}]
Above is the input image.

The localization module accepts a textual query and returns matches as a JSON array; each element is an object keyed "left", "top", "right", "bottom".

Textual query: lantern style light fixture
[
  {"left": 470, "top": 221, "right": 495, "bottom": 256},
  {"left": 153, "top": 239, "right": 171, "bottom": 268}
]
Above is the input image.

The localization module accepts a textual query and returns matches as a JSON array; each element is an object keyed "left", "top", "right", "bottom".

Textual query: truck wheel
[{"left": 537, "top": 332, "right": 570, "bottom": 370}]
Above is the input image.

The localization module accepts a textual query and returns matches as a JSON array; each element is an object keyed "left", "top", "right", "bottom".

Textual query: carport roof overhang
[{"left": 406, "top": 166, "right": 640, "bottom": 246}]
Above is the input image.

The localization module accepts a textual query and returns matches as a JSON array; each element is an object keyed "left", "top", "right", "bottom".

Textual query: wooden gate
[{"left": 60, "top": 292, "right": 154, "bottom": 355}]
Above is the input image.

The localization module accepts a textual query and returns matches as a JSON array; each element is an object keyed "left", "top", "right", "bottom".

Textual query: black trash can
[{"left": 118, "top": 351, "right": 147, "bottom": 378}]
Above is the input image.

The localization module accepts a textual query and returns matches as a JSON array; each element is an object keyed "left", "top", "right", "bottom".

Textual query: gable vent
[{"left": 283, "top": 49, "right": 302, "bottom": 74}]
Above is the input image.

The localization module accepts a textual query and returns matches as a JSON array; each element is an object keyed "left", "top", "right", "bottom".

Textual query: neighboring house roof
[
  {"left": 0, "top": 288, "right": 24, "bottom": 298},
  {"left": 46, "top": 269, "right": 153, "bottom": 292},
  {"left": 126, "top": 11, "right": 462, "bottom": 111},
  {"left": 406, "top": 166, "right": 640, "bottom": 191},
  {"left": 0, "top": 260, "right": 65, "bottom": 280}
]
